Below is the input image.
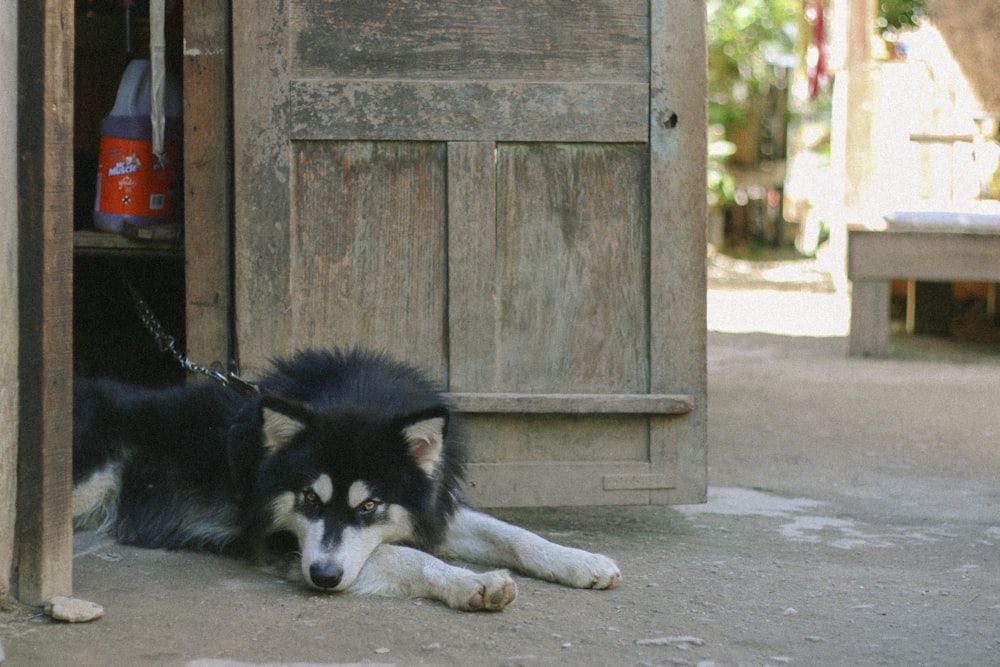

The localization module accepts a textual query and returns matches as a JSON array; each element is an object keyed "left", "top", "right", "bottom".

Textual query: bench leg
[{"left": 850, "top": 280, "right": 890, "bottom": 357}]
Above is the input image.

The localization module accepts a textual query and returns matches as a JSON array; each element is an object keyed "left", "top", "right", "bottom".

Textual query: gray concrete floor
[{"left": 3, "top": 281, "right": 1000, "bottom": 666}]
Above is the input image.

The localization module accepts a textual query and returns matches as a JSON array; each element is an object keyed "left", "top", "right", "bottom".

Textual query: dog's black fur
[{"left": 73, "top": 349, "right": 462, "bottom": 557}]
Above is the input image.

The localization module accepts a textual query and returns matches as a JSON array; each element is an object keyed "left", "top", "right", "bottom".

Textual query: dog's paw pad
[{"left": 462, "top": 570, "right": 517, "bottom": 611}]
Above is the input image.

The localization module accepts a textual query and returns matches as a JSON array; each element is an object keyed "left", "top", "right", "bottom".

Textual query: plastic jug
[{"left": 94, "top": 59, "right": 182, "bottom": 233}]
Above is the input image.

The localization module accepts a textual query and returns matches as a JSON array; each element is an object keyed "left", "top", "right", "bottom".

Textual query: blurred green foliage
[
  {"left": 707, "top": 0, "right": 799, "bottom": 129},
  {"left": 877, "top": 0, "right": 925, "bottom": 34},
  {"left": 708, "top": 0, "right": 926, "bottom": 129}
]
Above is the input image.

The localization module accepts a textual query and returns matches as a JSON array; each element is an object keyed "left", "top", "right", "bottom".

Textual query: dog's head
[{"left": 252, "top": 395, "right": 451, "bottom": 591}]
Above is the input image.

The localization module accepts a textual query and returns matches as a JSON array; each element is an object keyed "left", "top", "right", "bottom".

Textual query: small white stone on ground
[{"left": 44, "top": 596, "right": 104, "bottom": 623}]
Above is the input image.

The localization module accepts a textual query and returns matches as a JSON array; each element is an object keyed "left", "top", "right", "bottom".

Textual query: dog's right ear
[
  {"left": 400, "top": 406, "right": 450, "bottom": 476},
  {"left": 260, "top": 396, "right": 312, "bottom": 452}
]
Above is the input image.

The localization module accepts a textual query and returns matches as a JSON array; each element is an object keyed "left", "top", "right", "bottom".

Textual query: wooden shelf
[{"left": 74, "top": 229, "right": 183, "bottom": 258}]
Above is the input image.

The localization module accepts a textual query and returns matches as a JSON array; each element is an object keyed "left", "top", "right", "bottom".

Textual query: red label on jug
[{"left": 96, "top": 136, "right": 175, "bottom": 218}]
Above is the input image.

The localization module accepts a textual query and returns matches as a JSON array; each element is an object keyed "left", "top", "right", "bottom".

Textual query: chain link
[{"left": 121, "top": 273, "right": 258, "bottom": 395}]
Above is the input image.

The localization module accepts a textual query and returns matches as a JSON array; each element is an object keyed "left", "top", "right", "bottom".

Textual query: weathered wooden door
[{"left": 233, "top": 0, "right": 706, "bottom": 506}]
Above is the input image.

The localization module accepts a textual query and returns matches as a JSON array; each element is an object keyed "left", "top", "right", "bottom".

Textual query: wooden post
[
  {"left": 16, "top": 0, "right": 75, "bottom": 606},
  {"left": 649, "top": 0, "right": 708, "bottom": 504},
  {"left": 849, "top": 280, "right": 890, "bottom": 356},
  {"left": 184, "top": 0, "right": 233, "bottom": 372}
]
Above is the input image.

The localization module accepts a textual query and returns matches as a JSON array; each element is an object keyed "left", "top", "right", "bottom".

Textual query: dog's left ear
[
  {"left": 261, "top": 396, "right": 312, "bottom": 452},
  {"left": 400, "top": 407, "right": 449, "bottom": 475}
]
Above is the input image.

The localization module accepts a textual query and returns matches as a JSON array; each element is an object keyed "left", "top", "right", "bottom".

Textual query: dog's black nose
[{"left": 309, "top": 562, "right": 344, "bottom": 589}]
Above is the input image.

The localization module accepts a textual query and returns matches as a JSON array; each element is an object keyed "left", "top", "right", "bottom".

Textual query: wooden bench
[{"left": 847, "top": 204, "right": 1000, "bottom": 356}]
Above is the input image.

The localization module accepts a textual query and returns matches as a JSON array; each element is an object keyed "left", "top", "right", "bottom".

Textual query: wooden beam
[
  {"left": 290, "top": 80, "right": 648, "bottom": 142},
  {"left": 848, "top": 230, "right": 1000, "bottom": 282},
  {"left": 16, "top": 0, "right": 75, "bottom": 606},
  {"left": 184, "top": 0, "right": 233, "bottom": 372},
  {"left": 448, "top": 392, "right": 694, "bottom": 415}
]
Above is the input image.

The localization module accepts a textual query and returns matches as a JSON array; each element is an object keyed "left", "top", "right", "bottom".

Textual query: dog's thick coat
[{"left": 73, "top": 349, "right": 620, "bottom": 610}]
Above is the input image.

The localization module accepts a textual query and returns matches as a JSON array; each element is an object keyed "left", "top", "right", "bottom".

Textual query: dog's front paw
[
  {"left": 556, "top": 549, "right": 622, "bottom": 590},
  {"left": 582, "top": 552, "right": 621, "bottom": 589},
  {"left": 452, "top": 569, "right": 517, "bottom": 612}
]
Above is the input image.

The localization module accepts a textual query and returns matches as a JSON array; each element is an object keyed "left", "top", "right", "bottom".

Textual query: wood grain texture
[
  {"left": 290, "top": 80, "right": 647, "bottom": 142},
  {"left": 291, "top": 0, "right": 648, "bottom": 82},
  {"left": 491, "top": 143, "right": 650, "bottom": 394},
  {"left": 465, "top": 461, "right": 659, "bottom": 507},
  {"left": 15, "top": 0, "right": 75, "bottom": 605},
  {"left": 184, "top": 0, "right": 234, "bottom": 371},
  {"left": 448, "top": 392, "right": 694, "bottom": 415},
  {"left": 513, "top": 417, "right": 649, "bottom": 464},
  {"left": 287, "top": 0, "right": 648, "bottom": 143},
  {"left": 447, "top": 141, "right": 499, "bottom": 391},
  {"left": 232, "top": 0, "right": 294, "bottom": 372},
  {"left": 291, "top": 141, "right": 448, "bottom": 376},
  {"left": 648, "top": 0, "right": 708, "bottom": 504}
]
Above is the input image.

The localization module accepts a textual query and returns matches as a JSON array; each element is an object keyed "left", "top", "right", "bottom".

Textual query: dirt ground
[{"left": 3, "top": 281, "right": 1000, "bottom": 666}]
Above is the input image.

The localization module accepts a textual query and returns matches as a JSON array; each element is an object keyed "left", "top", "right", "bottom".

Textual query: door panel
[
  {"left": 489, "top": 143, "right": 649, "bottom": 393},
  {"left": 234, "top": 0, "right": 707, "bottom": 506},
  {"left": 292, "top": 141, "right": 448, "bottom": 374}
]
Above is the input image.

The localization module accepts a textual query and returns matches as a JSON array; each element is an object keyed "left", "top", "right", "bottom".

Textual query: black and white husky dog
[{"left": 72, "top": 349, "right": 620, "bottom": 611}]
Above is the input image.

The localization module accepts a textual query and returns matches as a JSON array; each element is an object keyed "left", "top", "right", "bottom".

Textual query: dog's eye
[
  {"left": 358, "top": 499, "right": 380, "bottom": 515},
  {"left": 302, "top": 489, "right": 321, "bottom": 505}
]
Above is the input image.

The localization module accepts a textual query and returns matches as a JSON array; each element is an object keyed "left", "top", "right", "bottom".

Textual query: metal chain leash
[{"left": 121, "top": 273, "right": 258, "bottom": 395}]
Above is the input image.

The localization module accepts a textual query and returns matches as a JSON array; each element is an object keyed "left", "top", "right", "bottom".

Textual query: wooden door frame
[{"left": 14, "top": 0, "right": 75, "bottom": 606}]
